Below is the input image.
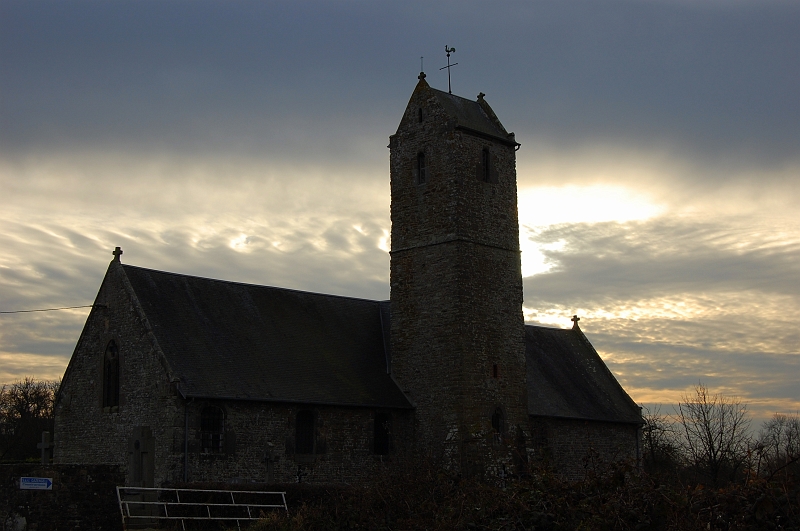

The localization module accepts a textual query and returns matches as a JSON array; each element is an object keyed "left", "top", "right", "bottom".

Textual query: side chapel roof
[
  {"left": 525, "top": 325, "right": 643, "bottom": 424},
  {"left": 120, "top": 264, "right": 410, "bottom": 409}
]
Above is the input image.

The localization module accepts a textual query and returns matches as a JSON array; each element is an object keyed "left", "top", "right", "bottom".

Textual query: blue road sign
[{"left": 20, "top": 477, "right": 53, "bottom": 490}]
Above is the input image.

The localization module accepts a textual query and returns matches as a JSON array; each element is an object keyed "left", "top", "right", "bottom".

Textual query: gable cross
[
  {"left": 571, "top": 315, "right": 581, "bottom": 329},
  {"left": 112, "top": 247, "right": 123, "bottom": 262}
]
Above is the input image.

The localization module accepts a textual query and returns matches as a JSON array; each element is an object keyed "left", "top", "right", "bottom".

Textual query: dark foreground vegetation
[
  {"left": 0, "top": 378, "right": 58, "bottom": 462},
  {"left": 237, "top": 385, "right": 798, "bottom": 530},
  {"left": 2, "top": 380, "right": 797, "bottom": 529},
  {"left": 222, "top": 462, "right": 794, "bottom": 531}
]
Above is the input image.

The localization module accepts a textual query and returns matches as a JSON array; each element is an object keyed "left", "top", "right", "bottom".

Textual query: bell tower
[{"left": 389, "top": 73, "right": 528, "bottom": 476}]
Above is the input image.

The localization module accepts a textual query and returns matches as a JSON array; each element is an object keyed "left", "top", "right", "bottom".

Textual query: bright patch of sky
[{"left": 518, "top": 185, "right": 665, "bottom": 277}]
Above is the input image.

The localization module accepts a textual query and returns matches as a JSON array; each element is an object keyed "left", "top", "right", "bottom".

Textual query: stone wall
[
  {"left": 388, "top": 78, "right": 528, "bottom": 477},
  {"left": 0, "top": 464, "right": 124, "bottom": 531},
  {"left": 54, "top": 262, "right": 185, "bottom": 487},
  {"left": 529, "top": 417, "right": 641, "bottom": 481},
  {"left": 54, "top": 268, "right": 414, "bottom": 487},
  {"left": 184, "top": 401, "right": 412, "bottom": 485}
]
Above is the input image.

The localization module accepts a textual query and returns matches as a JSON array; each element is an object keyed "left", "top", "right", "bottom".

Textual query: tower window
[
  {"left": 295, "top": 410, "right": 315, "bottom": 454},
  {"left": 481, "top": 148, "right": 491, "bottom": 183},
  {"left": 417, "top": 152, "right": 427, "bottom": 184},
  {"left": 102, "top": 339, "right": 120, "bottom": 409},
  {"left": 491, "top": 407, "right": 505, "bottom": 434},
  {"left": 418, "top": 108, "right": 423, "bottom": 123},
  {"left": 374, "top": 412, "right": 392, "bottom": 455},
  {"left": 492, "top": 364, "right": 499, "bottom": 379},
  {"left": 200, "top": 406, "right": 225, "bottom": 453}
]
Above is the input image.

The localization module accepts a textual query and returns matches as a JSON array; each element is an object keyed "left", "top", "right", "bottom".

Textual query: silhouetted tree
[
  {"left": 674, "top": 384, "right": 751, "bottom": 486},
  {"left": 641, "top": 405, "right": 681, "bottom": 478},
  {"left": 0, "top": 377, "right": 60, "bottom": 462},
  {"left": 755, "top": 413, "right": 800, "bottom": 480}
]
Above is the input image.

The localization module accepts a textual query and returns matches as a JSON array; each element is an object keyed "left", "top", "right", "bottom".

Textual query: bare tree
[
  {"left": 755, "top": 413, "right": 800, "bottom": 480},
  {"left": 0, "top": 377, "right": 60, "bottom": 462},
  {"left": 641, "top": 405, "right": 680, "bottom": 476},
  {"left": 674, "top": 384, "right": 751, "bottom": 486}
]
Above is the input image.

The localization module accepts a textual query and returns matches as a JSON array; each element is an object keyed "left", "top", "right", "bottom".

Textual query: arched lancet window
[
  {"left": 374, "top": 412, "right": 392, "bottom": 455},
  {"left": 417, "top": 152, "right": 427, "bottom": 185},
  {"left": 295, "top": 410, "right": 315, "bottom": 454},
  {"left": 201, "top": 406, "right": 225, "bottom": 453},
  {"left": 481, "top": 148, "right": 491, "bottom": 183},
  {"left": 102, "top": 340, "right": 120, "bottom": 409}
]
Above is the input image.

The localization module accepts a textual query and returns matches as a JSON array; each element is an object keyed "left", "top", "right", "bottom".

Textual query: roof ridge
[
  {"left": 429, "top": 87, "right": 476, "bottom": 103},
  {"left": 525, "top": 323, "right": 575, "bottom": 332},
  {"left": 121, "top": 263, "right": 384, "bottom": 305}
]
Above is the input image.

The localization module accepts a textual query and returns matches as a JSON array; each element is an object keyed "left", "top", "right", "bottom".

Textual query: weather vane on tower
[{"left": 439, "top": 45, "right": 458, "bottom": 94}]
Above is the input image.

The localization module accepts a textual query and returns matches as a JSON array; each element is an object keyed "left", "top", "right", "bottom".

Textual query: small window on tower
[
  {"left": 491, "top": 407, "right": 505, "bottom": 434},
  {"left": 418, "top": 108, "right": 423, "bottom": 123},
  {"left": 492, "top": 364, "right": 499, "bottom": 379},
  {"left": 200, "top": 406, "right": 225, "bottom": 453},
  {"left": 417, "top": 152, "right": 427, "bottom": 185},
  {"left": 481, "top": 148, "right": 491, "bottom": 183}
]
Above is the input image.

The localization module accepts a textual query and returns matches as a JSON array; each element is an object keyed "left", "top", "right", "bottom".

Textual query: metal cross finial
[
  {"left": 112, "top": 247, "right": 123, "bottom": 262},
  {"left": 439, "top": 45, "right": 458, "bottom": 94}
]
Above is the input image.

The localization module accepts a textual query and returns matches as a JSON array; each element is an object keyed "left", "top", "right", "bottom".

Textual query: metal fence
[{"left": 116, "top": 486, "right": 287, "bottom": 530}]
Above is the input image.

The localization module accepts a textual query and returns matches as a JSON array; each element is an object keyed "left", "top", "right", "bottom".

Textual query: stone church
[{"left": 54, "top": 74, "right": 643, "bottom": 486}]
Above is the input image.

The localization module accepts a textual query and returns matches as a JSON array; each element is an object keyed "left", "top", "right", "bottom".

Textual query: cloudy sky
[{"left": 1, "top": 0, "right": 798, "bottom": 422}]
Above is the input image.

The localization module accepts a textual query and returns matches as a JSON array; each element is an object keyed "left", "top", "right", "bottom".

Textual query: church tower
[{"left": 389, "top": 73, "right": 528, "bottom": 476}]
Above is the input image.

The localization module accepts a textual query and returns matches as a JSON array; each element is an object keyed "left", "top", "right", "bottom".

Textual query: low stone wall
[{"left": 0, "top": 464, "right": 124, "bottom": 531}]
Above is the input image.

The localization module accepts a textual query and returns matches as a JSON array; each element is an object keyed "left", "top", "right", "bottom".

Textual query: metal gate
[{"left": 116, "top": 486, "right": 287, "bottom": 530}]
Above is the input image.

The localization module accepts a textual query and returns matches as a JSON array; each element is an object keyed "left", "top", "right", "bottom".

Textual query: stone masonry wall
[
  {"left": 184, "top": 401, "right": 412, "bottom": 485},
  {"left": 389, "top": 78, "right": 528, "bottom": 478},
  {"left": 54, "top": 262, "right": 188, "bottom": 487},
  {"left": 529, "top": 417, "right": 641, "bottom": 482},
  {"left": 55, "top": 262, "right": 415, "bottom": 487}
]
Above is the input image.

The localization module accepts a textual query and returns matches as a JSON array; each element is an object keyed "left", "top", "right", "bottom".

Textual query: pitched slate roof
[
  {"left": 525, "top": 325, "right": 643, "bottom": 424},
  {"left": 121, "top": 264, "right": 411, "bottom": 409},
  {"left": 117, "top": 264, "right": 640, "bottom": 422},
  {"left": 430, "top": 88, "right": 517, "bottom": 146}
]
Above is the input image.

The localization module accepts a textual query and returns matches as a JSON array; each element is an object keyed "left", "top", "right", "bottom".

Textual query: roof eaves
[
  {"left": 529, "top": 413, "right": 644, "bottom": 426},
  {"left": 454, "top": 124, "right": 519, "bottom": 147},
  {"left": 571, "top": 327, "right": 643, "bottom": 417}
]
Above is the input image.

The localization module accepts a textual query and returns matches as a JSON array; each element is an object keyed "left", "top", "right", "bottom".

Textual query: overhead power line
[{"left": 0, "top": 305, "right": 95, "bottom": 315}]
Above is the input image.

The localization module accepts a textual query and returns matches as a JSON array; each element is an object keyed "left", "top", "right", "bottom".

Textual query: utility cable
[{"left": 0, "top": 305, "right": 95, "bottom": 315}]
